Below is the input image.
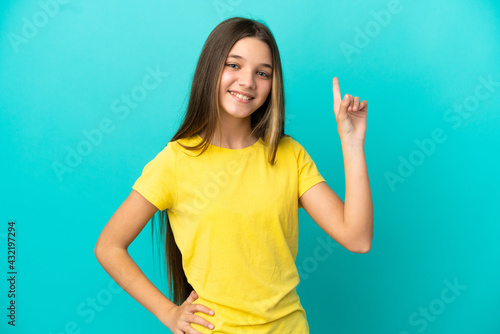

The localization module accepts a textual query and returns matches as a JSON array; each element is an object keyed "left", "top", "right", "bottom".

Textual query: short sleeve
[
  {"left": 290, "top": 139, "right": 326, "bottom": 209},
  {"left": 132, "top": 142, "right": 177, "bottom": 211}
]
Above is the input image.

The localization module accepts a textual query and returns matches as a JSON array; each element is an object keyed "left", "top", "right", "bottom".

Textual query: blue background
[{"left": 1, "top": 0, "right": 499, "bottom": 333}]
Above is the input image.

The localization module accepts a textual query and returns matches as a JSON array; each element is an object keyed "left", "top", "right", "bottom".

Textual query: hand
[
  {"left": 332, "top": 77, "right": 368, "bottom": 143},
  {"left": 161, "top": 290, "right": 216, "bottom": 334}
]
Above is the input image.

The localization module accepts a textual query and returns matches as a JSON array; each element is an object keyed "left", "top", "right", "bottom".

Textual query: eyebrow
[{"left": 227, "top": 54, "right": 273, "bottom": 70}]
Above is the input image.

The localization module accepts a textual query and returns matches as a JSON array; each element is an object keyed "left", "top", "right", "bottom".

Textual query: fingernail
[{"left": 210, "top": 324, "right": 215, "bottom": 329}]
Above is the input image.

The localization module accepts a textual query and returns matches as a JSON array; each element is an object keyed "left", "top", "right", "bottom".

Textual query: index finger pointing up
[{"left": 332, "top": 77, "right": 342, "bottom": 113}]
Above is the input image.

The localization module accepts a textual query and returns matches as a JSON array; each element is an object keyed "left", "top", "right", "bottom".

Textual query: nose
[{"left": 237, "top": 68, "right": 256, "bottom": 89}]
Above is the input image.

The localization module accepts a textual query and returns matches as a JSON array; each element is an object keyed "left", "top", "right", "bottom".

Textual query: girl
[{"left": 95, "top": 17, "right": 372, "bottom": 334}]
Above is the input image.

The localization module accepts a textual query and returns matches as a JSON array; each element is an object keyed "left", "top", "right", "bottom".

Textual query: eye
[
  {"left": 258, "top": 71, "right": 270, "bottom": 78},
  {"left": 226, "top": 63, "right": 239, "bottom": 69}
]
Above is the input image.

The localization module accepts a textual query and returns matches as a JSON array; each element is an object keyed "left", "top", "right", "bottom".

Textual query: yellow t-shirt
[{"left": 132, "top": 133, "right": 326, "bottom": 333}]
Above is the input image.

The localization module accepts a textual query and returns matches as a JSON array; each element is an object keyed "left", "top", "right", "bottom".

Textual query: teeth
[{"left": 230, "top": 91, "right": 252, "bottom": 100}]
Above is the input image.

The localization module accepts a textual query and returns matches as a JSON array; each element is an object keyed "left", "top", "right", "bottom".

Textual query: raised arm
[{"left": 299, "top": 77, "right": 373, "bottom": 253}]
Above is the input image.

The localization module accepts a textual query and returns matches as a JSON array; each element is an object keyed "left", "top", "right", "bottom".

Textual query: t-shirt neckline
[{"left": 196, "top": 133, "right": 263, "bottom": 151}]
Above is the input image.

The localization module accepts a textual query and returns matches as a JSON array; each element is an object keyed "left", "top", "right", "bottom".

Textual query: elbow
[
  {"left": 94, "top": 240, "right": 103, "bottom": 262},
  {"left": 346, "top": 234, "right": 372, "bottom": 254},
  {"left": 350, "top": 242, "right": 371, "bottom": 254},
  {"left": 345, "top": 220, "right": 373, "bottom": 254},
  {"left": 94, "top": 237, "right": 127, "bottom": 263},
  {"left": 94, "top": 237, "right": 109, "bottom": 262}
]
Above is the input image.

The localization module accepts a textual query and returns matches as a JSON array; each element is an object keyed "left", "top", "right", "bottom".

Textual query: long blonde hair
[{"left": 153, "top": 16, "right": 288, "bottom": 305}]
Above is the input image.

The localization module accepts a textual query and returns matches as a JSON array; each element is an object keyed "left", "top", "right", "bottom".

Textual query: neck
[{"left": 199, "top": 116, "right": 258, "bottom": 150}]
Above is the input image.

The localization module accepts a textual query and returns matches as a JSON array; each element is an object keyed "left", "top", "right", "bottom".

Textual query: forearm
[
  {"left": 341, "top": 140, "right": 373, "bottom": 250},
  {"left": 95, "top": 246, "right": 176, "bottom": 320}
]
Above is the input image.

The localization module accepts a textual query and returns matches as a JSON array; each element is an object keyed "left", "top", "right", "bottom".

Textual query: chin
[
  {"left": 220, "top": 102, "right": 260, "bottom": 119},
  {"left": 223, "top": 109, "right": 255, "bottom": 119}
]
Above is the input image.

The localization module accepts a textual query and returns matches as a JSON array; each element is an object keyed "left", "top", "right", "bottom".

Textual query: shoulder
[
  {"left": 279, "top": 134, "right": 305, "bottom": 155},
  {"left": 174, "top": 134, "right": 200, "bottom": 147},
  {"left": 279, "top": 134, "right": 298, "bottom": 147},
  {"left": 144, "top": 139, "right": 184, "bottom": 167},
  {"left": 154, "top": 140, "right": 178, "bottom": 158},
  {"left": 164, "top": 135, "right": 202, "bottom": 156}
]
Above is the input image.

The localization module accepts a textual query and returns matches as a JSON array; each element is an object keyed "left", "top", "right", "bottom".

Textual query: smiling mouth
[{"left": 229, "top": 91, "right": 254, "bottom": 100}]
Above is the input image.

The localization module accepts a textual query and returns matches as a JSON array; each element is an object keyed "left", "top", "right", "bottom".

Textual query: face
[{"left": 218, "top": 37, "right": 273, "bottom": 120}]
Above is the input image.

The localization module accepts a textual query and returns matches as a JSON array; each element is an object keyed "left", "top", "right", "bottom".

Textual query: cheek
[
  {"left": 259, "top": 82, "right": 272, "bottom": 99},
  {"left": 219, "top": 76, "right": 231, "bottom": 97},
  {"left": 220, "top": 70, "right": 237, "bottom": 87}
]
